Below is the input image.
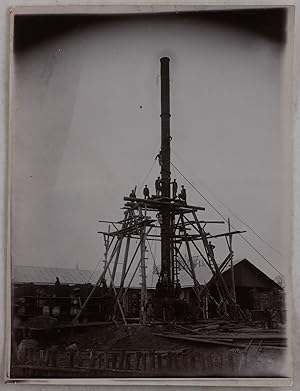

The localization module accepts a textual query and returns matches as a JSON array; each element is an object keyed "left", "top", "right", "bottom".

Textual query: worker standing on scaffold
[
  {"left": 129, "top": 188, "right": 136, "bottom": 198},
  {"left": 171, "top": 179, "right": 178, "bottom": 199},
  {"left": 155, "top": 177, "right": 161, "bottom": 196},
  {"left": 179, "top": 185, "right": 187, "bottom": 203},
  {"left": 143, "top": 185, "right": 150, "bottom": 199}
]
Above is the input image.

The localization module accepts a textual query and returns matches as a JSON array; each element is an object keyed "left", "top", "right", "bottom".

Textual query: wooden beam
[
  {"left": 191, "top": 210, "right": 234, "bottom": 304},
  {"left": 72, "top": 237, "right": 122, "bottom": 324},
  {"left": 124, "top": 196, "right": 205, "bottom": 211},
  {"left": 208, "top": 230, "right": 246, "bottom": 239},
  {"left": 139, "top": 206, "right": 148, "bottom": 325},
  {"left": 153, "top": 333, "right": 246, "bottom": 348}
]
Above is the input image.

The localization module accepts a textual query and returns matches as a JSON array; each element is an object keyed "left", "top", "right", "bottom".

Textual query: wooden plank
[
  {"left": 182, "top": 352, "right": 188, "bottom": 370},
  {"left": 167, "top": 352, "right": 173, "bottom": 369},
  {"left": 69, "top": 351, "right": 75, "bottom": 368},
  {"left": 135, "top": 352, "right": 141, "bottom": 371},
  {"left": 256, "top": 339, "right": 263, "bottom": 355},
  {"left": 172, "top": 332, "right": 286, "bottom": 341},
  {"left": 245, "top": 339, "right": 254, "bottom": 353},
  {"left": 125, "top": 352, "right": 131, "bottom": 370},
  {"left": 29, "top": 348, "right": 34, "bottom": 364},
  {"left": 111, "top": 352, "right": 117, "bottom": 369},
  {"left": 119, "top": 351, "right": 125, "bottom": 370},
  {"left": 51, "top": 350, "right": 58, "bottom": 367},
  {"left": 187, "top": 333, "right": 285, "bottom": 341},
  {"left": 208, "top": 230, "right": 246, "bottom": 239},
  {"left": 154, "top": 333, "right": 246, "bottom": 348},
  {"left": 157, "top": 353, "right": 162, "bottom": 371},
  {"left": 190, "top": 354, "right": 196, "bottom": 370},
  {"left": 89, "top": 349, "right": 96, "bottom": 368},
  {"left": 142, "top": 353, "right": 147, "bottom": 371},
  {"left": 124, "top": 197, "right": 205, "bottom": 210},
  {"left": 150, "top": 351, "right": 156, "bottom": 371},
  {"left": 15, "top": 320, "right": 115, "bottom": 332},
  {"left": 164, "top": 320, "right": 203, "bottom": 335},
  {"left": 97, "top": 352, "right": 103, "bottom": 369},
  {"left": 173, "top": 353, "right": 180, "bottom": 370},
  {"left": 104, "top": 351, "right": 109, "bottom": 369},
  {"left": 38, "top": 350, "right": 44, "bottom": 366},
  {"left": 13, "top": 364, "right": 163, "bottom": 376}
]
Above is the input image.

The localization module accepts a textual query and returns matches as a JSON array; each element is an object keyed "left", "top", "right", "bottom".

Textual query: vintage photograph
[{"left": 8, "top": 6, "right": 292, "bottom": 382}]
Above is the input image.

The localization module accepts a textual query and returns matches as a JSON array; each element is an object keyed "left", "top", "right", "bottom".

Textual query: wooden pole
[
  {"left": 140, "top": 206, "right": 148, "bottom": 325},
  {"left": 179, "top": 215, "right": 202, "bottom": 305},
  {"left": 119, "top": 227, "right": 153, "bottom": 304},
  {"left": 107, "top": 266, "right": 127, "bottom": 325},
  {"left": 173, "top": 245, "right": 203, "bottom": 293},
  {"left": 135, "top": 352, "right": 141, "bottom": 371},
  {"left": 191, "top": 210, "right": 234, "bottom": 304},
  {"left": 228, "top": 218, "right": 237, "bottom": 303},
  {"left": 119, "top": 235, "right": 131, "bottom": 303},
  {"left": 110, "top": 210, "right": 130, "bottom": 285},
  {"left": 103, "top": 234, "right": 128, "bottom": 324},
  {"left": 72, "top": 236, "right": 122, "bottom": 323}
]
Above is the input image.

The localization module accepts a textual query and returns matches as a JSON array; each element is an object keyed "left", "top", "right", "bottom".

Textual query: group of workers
[
  {"left": 129, "top": 178, "right": 187, "bottom": 203},
  {"left": 153, "top": 177, "right": 187, "bottom": 202}
]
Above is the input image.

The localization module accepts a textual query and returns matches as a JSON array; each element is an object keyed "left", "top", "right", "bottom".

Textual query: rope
[
  {"left": 87, "top": 258, "right": 102, "bottom": 283},
  {"left": 171, "top": 162, "right": 284, "bottom": 278},
  {"left": 137, "top": 159, "right": 156, "bottom": 194},
  {"left": 147, "top": 238, "right": 159, "bottom": 288},
  {"left": 171, "top": 146, "right": 281, "bottom": 256},
  {"left": 214, "top": 202, "right": 281, "bottom": 255}
]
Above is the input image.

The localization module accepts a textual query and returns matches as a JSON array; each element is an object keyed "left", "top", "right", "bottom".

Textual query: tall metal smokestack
[
  {"left": 160, "top": 57, "right": 171, "bottom": 199},
  {"left": 160, "top": 57, "right": 172, "bottom": 291}
]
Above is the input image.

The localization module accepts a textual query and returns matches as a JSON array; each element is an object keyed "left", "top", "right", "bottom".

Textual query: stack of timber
[{"left": 158, "top": 321, "right": 287, "bottom": 350}]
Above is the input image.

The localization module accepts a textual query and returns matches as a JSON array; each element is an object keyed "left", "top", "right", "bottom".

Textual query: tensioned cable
[
  {"left": 210, "top": 199, "right": 281, "bottom": 256},
  {"left": 87, "top": 236, "right": 115, "bottom": 283},
  {"left": 87, "top": 258, "right": 102, "bottom": 283},
  {"left": 137, "top": 159, "right": 157, "bottom": 194},
  {"left": 147, "top": 239, "right": 158, "bottom": 288},
  {"left": 171, "top": 162, "right": 284, "bottom": 277},
  {"left": 137, "top": 142, "right": 161, "bottom": 194},
  {"left": 171, "top": 146, "right": 281, "bottom": 256}
]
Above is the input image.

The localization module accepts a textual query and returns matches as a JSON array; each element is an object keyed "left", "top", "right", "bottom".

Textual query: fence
[{"left": 13, "top": 346, "right": 250, "bottom": 377}]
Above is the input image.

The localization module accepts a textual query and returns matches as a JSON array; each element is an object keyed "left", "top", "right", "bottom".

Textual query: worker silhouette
[
  {"left": 143, "top": 185, "right": 150, "bottom": 199},
  {"left": 155, "top": 151, "right": 162, "bottom": 166},
  {"left": 155, "top": 177, "right": 162, "bottom": 196},
  {"left": 208, "top": 241, "right": 215, "bottom": 257},
  {"left": 179, "top": 185, "right": 187, "bottom": 203},
  {"left": 54, "top": 277, "right": 61, "bottom": 297},
  {"left": 101, "top": 279, "right": 108, "bottom": 296},
  {"left": 171, "top": 179, "right": 178, "bottom": 199},
  {"left": 129, "top": 188, "right": 136, "bottom": 198},
  {"left": 162, "top": 273, "right": 168, "bottom": 287},
  {"left": 55, "top": 277, "right": 61, "bottom": 288}
]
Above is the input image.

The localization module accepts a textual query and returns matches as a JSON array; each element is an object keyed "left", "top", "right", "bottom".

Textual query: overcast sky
[{"left": 11, "top": 11, "right": 290, "bottom": 281}]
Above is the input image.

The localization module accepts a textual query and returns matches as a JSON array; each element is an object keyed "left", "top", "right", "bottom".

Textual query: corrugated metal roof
[{"left": 12, "top": 265, "right": 99, "bottom": 285}]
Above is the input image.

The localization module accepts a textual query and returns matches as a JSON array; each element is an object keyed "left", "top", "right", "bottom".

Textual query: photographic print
[{"left": 7, "top": 6, "right": 293, "bottom": 384}]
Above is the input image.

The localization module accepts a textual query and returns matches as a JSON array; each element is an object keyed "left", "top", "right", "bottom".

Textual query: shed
[{"left": 208, "top": 259, "right": 283, "bottom": 313}]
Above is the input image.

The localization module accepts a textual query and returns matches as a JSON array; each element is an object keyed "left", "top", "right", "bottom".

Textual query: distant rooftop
[
  {"left": 12, "top": 265, "right": 100, "bottom": 286},
  {"left": 12, "top": 259, "right": 247, "bottom": 288}
]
